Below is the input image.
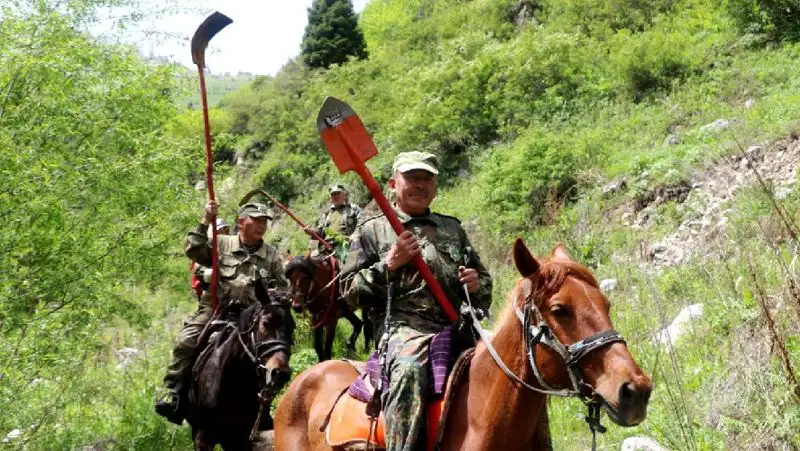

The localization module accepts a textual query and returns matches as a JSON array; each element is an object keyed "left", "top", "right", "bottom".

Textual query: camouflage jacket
[
  {"left": 185, "top": 223, "right": 288, "bottom": 307},
  {"left": 316, "top": 203, "right": 363, "bottom": 238},
  {"left": 341, "top": 206, "right": 492, "bottom": 335}
]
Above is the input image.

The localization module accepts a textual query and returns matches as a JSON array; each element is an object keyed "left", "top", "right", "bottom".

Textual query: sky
[{"left": 92, "top": 0, "right": 369, "bottom": 75}]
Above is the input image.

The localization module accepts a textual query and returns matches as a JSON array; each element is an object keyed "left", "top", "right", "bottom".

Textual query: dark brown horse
[
  {"left": 285, "top": 254, "right": 373, "bottom": 361},
  {"left": 187, "top": 289, "right": 295, "bottom": 451},
  {"left": 272, "top": 239, "right": 652, "bottom": 450}
]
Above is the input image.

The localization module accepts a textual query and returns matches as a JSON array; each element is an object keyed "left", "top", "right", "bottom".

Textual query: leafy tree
[
  {"left": 0, "top": 1, "right": 200, "bottom": 444},
  {"left": 301, "top": 0, "right": 368, "bottom": 69},
  {"left": 727, "top": 0, "right": 800, "bottom": 42}
]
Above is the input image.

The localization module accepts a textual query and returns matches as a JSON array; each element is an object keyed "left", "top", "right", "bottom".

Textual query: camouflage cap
[
  {"left": 237, "top": 202, "right": 272, "bottom": 219},
  {"left": 392, "top": 151, "right": 439, "bottom": 175},
  {"left": 329, "top": 183, "right": 347, "bottom": 194}
]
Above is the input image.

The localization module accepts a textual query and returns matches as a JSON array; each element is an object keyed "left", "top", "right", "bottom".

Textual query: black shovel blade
[{"left": 191, "top": 12, "right": 233, "bottom": 66}]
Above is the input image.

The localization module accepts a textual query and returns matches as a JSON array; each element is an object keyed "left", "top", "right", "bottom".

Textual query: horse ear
[
  {"left": 513, "top": 238, "right": 539, "bottom": 277},
  {"left": 551, "top": 242, "right": 570, "bottom": 261}
]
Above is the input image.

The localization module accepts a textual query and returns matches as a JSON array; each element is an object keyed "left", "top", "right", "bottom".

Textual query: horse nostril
[
  {"left": 619, "top": 382, "right": 634, "bottom": 404},
  {"left": 269, "top": 367, "right": 291, "bottom": 386}
]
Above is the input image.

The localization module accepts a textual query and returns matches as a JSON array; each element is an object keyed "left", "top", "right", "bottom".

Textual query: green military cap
[
  {"left": 238, "top": 202, "right": 272, "bottom": 219},
  {"left": 392, "top": 151, "right": 439, "bottom": 175},
  {"left": 329, "top": 183, "right": 347, "bottom": 194}
]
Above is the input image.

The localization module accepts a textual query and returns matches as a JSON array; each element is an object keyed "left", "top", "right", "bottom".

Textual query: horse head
[
  {"left": 285, "top": 255, "right": 335, "bottom": 314},
  {"left": 243, "top": 286, "right": 295, "bottom": 393},
  {"left": 511, "top": 238, "right": 652, "bottom": 427}
]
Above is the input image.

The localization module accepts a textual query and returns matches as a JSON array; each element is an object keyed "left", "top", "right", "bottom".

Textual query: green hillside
[{"left": 1, "top": 0, "right": 799, "bottom": 449}]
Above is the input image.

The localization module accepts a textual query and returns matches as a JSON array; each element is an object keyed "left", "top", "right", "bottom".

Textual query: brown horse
[
  {"left": 285, "top": 254, "right": 373, "bottom": 361},
  {"left": 272, "top": 239, "right": 652, "bottom": 450},
  {"left": 186, "top": 288, "right": 295, "bottom": 451}
]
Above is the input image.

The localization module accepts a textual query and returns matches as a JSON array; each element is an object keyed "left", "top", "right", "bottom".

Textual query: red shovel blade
[{"left": 317, "top": 97, "right": 378, "bottom": 174}]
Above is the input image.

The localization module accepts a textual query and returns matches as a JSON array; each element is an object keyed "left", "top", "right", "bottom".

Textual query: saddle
[{"left": 324, "top": 327, "right": 475, "bottom": 451}]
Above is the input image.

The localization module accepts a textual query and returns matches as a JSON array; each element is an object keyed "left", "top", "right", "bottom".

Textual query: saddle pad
[
  {"left": 326, "top": 393, "right": 386, "bottom": 448},
  {"left": 348, "top": 325, "right": 456, "bottom": 402},
  {"left": 327, "top": 348, "right": 476, "bottom": 451}
]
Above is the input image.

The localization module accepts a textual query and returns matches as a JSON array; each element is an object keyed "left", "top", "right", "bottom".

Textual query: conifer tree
[{"left": 301, "top": 0, "right": 368, "bottom": 70}]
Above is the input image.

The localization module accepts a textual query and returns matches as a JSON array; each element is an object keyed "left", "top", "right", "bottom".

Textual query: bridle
[
  {"left": 288, "top": 255, "right": 341, "bottom": 329},
  {"left": 235, "top": 303, "right": 294, "bottom": 441},
  {"left": 466, "top": 276, "right": 626, "bottom": 449},
  {"left": 236, "top": 304, "right": 293, "bottom": 383}
]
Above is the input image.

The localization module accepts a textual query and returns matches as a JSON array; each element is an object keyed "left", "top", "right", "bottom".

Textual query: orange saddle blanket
[{"left": 324, "top": 349, "right": 474, "bottom": 451}]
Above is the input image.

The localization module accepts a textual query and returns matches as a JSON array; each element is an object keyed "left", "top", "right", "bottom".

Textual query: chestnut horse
[
  {"left": 187, "top": 289, "right": 295, "bottom": 451},
  {"left": 273, "top": 239, "right": 652, "bottom": 450},
  {"left": 285, "top": 254, "right": 373, "bottom": 361}
]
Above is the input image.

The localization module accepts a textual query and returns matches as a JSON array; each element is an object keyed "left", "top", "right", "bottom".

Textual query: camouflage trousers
[
  {"left": 380, "top": 324, "right": 435, "bottom": 451},
  {"left": 163, "top": 303, "right": 214, "bottom": 388}
]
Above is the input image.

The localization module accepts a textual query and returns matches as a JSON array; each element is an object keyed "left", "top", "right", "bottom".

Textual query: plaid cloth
[{"left": 348, "top": 325, "right": 455, "bottom": 402}]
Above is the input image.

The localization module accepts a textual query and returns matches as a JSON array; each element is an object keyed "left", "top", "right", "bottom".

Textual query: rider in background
[
  {"left": 156, "top": 201, "right": 287, "bottom": 425},
  {"left": 341, "top": 152, "right": 493, "bottom": 450},
  {"left": 306, "top": 183, "right": 362, "bottom": 260}
]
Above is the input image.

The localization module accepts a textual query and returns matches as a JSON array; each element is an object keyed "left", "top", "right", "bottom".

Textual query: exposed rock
[
  {"left": 654, "top": 304, "right": 704, "bottom": 346},
  {"left": 2, "top": 429, "right": 21, "bottom": 443},
  {"left": 621, "top": 436, "right": 670, "bottom": 451},
  {"left": 745, "top": 145, "right": 763, "bottom": 161},
  {"left": 220, "top": 177, "right": 236, "bottom": 198},
  {"left": 115, "top": 347, "right": 143, "bottom": 369},
  {"left": 775, "top": 187, "right": 792, "bottom": 200},
  {"left": 79, "top": 439, "right": 118, "bottom": 451},
  {"left": 603, "top": 179, "right": 627, "bottom": 196},
  {"left": 627, "top": 137, "right": 800, "bottom": 269},
  {"left": 194, "top": 179, "right": 206, "bottom": 191},
  {"left": 699, "top": 118, "right": 736, "bottom": 133},
  {"left": 511, "top": 0, "right": 540, "bottom": 27},
  {"left": 633, "top": 181, "right": 691, "bottom": 212},
  {"left": 745, "top": 98, "right": 755, "bottom": 109},
  {"left": 663, "top": 134, "right": 680, "bottom": 146},
  {"left": 600, "top": 279, "right": 618, "bottom": 292}
]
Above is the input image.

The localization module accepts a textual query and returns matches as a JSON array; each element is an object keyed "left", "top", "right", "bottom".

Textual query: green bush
[{"left": 727, "top": 0, "right": 800, "bottom": 42}]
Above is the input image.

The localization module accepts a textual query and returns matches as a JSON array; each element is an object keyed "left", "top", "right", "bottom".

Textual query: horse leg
[
  {"left": 324, "top": 321, "right": 336, "bottom": 361},
  {"left": 362, "top": 313, "right": 374, "bottom": 352},
  {"left": 191, "top": 426, "right": 216, "bottom": 451},
  {"left": 313, "top": 326, "right": 325, "bottom": 362},
  {"left": 340, "top": 302, "right": 362, "bottom": 352}
]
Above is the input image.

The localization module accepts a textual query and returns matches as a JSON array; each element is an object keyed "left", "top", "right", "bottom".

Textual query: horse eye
[{"left": 550, "top": 305, "right": 569, "bottom": 317}]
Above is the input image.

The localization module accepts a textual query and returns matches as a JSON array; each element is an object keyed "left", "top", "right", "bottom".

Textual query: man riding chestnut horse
[{"left": 274, "top": 151, "right": 652, "bottom": 450}]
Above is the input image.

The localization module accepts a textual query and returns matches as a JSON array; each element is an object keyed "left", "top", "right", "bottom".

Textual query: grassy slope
[
  {"left": 215, "top": 1, "right": 800, "bottom": 449},
  {"left": 15, "top": 0, "right": 800, "bottom": 449}
]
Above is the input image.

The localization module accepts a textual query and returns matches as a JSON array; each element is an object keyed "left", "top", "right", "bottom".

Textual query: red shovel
[{"left": 316, "top": 97, "right": 457, "bottom": 323}]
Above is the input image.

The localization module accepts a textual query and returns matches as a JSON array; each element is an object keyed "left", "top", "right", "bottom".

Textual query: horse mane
[
  {"left": 238, "top": 302, "right": 262, "bottom": 332},
  {"left": 284, "top": 255, "right": 314, "bottom": 277},
  {"left": 495, "top": 257, "right": 599, "bottom": 332}
]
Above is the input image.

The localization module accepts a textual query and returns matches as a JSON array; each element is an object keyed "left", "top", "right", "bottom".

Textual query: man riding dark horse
[{"left": 156, "top": 200, "right": 289, "bottom": 426}]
